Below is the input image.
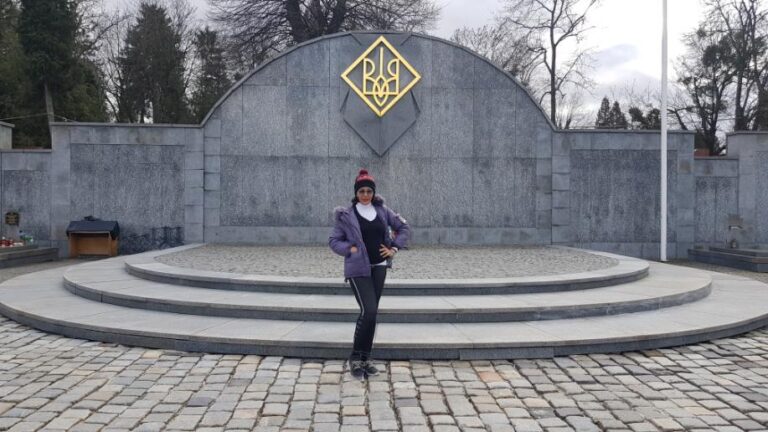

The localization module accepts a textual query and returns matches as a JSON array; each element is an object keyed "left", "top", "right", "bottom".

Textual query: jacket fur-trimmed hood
[{"left": 334, "top": 195, "right": 386, "bottom": 222}]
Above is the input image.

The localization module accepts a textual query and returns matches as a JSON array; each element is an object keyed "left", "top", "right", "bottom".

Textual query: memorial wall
[{"left": 5, "top": 32, "right": 759, "bottom": 259}]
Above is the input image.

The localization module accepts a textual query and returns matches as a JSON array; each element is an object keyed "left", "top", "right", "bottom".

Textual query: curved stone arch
[
  {"left": 200, "top": 31, "right": 554, "bottom": 130},
  {"left": 202, "top": 30, "right": 556, "bottom": 246}
]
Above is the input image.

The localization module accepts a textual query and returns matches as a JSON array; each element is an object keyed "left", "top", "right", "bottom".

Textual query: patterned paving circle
[{"left": 154, "top": 245, "right": 619, "bottom": 278}]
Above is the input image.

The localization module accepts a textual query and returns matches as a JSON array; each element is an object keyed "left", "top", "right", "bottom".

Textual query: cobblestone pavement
[
  {"left": 155, "top": 245, "right": 619, "bottom": 278},
  {"left": 1, "top": 259, "right": 768, "bottom": 432}
]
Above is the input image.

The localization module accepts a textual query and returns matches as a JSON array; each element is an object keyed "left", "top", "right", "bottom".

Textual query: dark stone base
[
  {"left": 688, "top": 248, "right": 768, "bottom": 272},
  {"left": 0, "top": 246, "right": 59, "bottom": 269}
]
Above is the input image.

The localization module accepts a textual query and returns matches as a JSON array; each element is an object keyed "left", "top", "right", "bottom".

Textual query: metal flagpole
[{"left": 661, "top": 0, "right": 668, "bottom": 261}]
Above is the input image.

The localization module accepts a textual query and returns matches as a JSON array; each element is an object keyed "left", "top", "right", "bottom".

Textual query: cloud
[
  {"left": 587, "top": 70, "right": 661, "bottom": 111},
  {"left": 593, "top": 44, "right": 640, "bottom": 69}
]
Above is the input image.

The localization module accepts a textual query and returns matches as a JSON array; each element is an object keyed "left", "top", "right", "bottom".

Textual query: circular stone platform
[
  {"left": 154, "top": 244, "right": 619, "bottom": 278},
  {"left": 1, "top": 244, "right": 767, "bottom": 359}
]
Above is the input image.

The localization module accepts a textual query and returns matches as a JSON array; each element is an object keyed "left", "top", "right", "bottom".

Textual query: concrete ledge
[{"left": 122, "top": 245, "right": 650, "bottom": 295}]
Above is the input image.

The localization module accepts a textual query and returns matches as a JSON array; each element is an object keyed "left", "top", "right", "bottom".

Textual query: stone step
[
  {"left": 124, "top": 247, "right": 650, "bottom": 295},
  {"left": 62, "top": 259, "right": 712, "bottom": 323},
  {"left": 0, "top": 246, "right": 58, "bottom": 269},
  {"left": 688, "top": 248, "right": 768, "bottom": 272},
  {"left": 0, "top": 266, "right": 765, "bottom": 359}
]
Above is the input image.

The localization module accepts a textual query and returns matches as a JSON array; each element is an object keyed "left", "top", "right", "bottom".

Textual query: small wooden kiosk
[{"left": 66, "top": 219, "right": 120, "bottom": 257}]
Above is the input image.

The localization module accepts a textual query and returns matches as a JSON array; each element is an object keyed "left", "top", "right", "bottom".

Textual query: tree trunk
[
  {"left": 285, "top": 0, "right": 307, "bottom": 43},
  {"left": 548, "top": 2, "right": 557, "bottom": 126},
  {"left": 44, "top": 81, "right": 54, "bottom": 126},
  {"left": 734, "top": 73, "right": 745, "bottom": 130},
  {"left": 755, "top": 88, "right": 768, "bottom": 130},
  {"left": 549, "top": 42, "right": 556, "bottom": 124},
  {"left": 327, "top": 0, "right": 347, "bottom": 34}
]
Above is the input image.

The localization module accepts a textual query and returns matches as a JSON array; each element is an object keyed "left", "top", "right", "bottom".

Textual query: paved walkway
[
  {"left": 155, "top": 245, "right": 618, "bottom": 278},
  {"left": 1, "top": 258, "right": 768, "bottom": 432}
]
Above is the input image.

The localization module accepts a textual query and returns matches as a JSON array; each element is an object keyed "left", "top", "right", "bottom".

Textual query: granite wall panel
[
  {"left": 1, "top": 152, "right": 51, "bottom": 242},
  {"left": 430, "top": 88, "right": 474, "bottom": 157},
  {"left": 286, "top": 86, "right": 329, "bottom": 157},
  {"left": 241, "top": 86, "right": 287, "bottom": 156},
  {"left": 694, "top": 176, "right": 738, "bottom": 244},
  {"left": 570, "top": 149, "right": 678, "bottom": 244},
  {"left": 287, "top": 40, "right": 330, "bottom": 87},
  {"left": 756, "top": 151, "right": 768, "bottom": 243},
  {"left": 68, "top": 143, "right": 184, "bottom": 240},
  {"left": 220, "top": 156, "right": 330, "bottom": 226}
]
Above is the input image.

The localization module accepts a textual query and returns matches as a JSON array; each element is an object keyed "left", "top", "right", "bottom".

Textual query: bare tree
[
  {"left": 556, "top": 89, "right": 590, "bottom": 129},
  {"left": 676, "top": 25, "right": 736, "bottom": 155},
  {"left": 96, "top": 6, "right": 131, "bottom": 120},
  {"left": 667, "top": 85, "right": 695, "bottom": 131},
  {"left": 163, "top": 0, "right": 199, "bottom": 96},
  {"left": 502, "top": 0, "right": 599, "bottom": 125},
  {"left": 705, "top": 0, "right": 768, "bottom": 130},
  {"left": 451, "top": 20, "right": 540, "bottom": 89},
  {"left": 209, "top": 0, "right": 439, "bottom": 70}
]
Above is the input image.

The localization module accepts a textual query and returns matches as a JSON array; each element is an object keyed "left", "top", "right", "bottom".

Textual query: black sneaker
[
  {"left": 348, "top": 359, "right": 366, "bottom": 380},
  {"left": 362, "top": 360, "right": 379, "bottom": 376}
]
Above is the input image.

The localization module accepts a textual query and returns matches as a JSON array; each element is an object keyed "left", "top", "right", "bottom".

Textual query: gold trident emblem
[
  {"left": 364, "top": 47, "right": 400, "bottom": 108},
  {"left": 341, "top": 36, "right": 421, "bottom": 117}
]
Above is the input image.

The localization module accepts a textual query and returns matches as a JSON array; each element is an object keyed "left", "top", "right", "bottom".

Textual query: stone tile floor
[{"left": 0, "top": 258, "right": 767, "bottom": 432}]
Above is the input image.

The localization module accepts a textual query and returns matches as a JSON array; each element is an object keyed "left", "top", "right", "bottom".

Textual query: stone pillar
[
  {"left": 184, "top": 128, "right": 205, "bottom": 244},
  {"left": 727, "top": 132, "right": 768, "bottom": 248},
  {"left": 50, "top": 125, "right": 72, "bottom": 257},
  {"left": 0, "top": 121, "right": 13, "bottom": 150}
]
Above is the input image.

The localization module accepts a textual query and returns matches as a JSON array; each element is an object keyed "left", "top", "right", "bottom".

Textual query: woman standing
[{"left": 329, "top": 169, "right": 411, "bottom": 379}]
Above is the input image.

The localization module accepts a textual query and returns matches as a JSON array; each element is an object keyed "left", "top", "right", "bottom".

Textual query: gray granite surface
[{"left": 153, "top": 245, "right": 619, "bottom": 278}]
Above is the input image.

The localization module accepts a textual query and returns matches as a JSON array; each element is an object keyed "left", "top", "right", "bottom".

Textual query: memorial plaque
[{"left": 4, "top": 211, "right": 19, "bottom": 226}]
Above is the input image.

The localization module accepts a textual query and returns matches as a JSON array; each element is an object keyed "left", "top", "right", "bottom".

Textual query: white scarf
[{"left": 355, "top": 202, "right": 376, "bottom": 221}]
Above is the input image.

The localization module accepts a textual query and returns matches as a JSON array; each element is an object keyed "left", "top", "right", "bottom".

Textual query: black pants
[{"left": 348, "top": 266, "right": 387, "bottom": 360}]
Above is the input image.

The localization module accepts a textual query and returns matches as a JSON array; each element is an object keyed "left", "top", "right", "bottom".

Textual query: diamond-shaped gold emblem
[{"left": 341, "top": 36, "right": 421, "bottom": 117}]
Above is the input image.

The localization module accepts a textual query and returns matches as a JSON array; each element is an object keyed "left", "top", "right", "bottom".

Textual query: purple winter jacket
[{"left": 329, "top": 195, "right": 411, "bottom": 279}]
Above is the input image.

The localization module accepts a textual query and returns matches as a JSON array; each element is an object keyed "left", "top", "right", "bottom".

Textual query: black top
[
  {"left": 354, "top": 206, "right": 386, "bottom": 265},
  {"left": 66, "top": 220, "right": 120, "bottom": 239}
]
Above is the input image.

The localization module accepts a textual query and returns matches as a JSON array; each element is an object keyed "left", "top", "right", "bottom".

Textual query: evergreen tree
[
  {"left": 190, "top": 27, "right": 231, "bottom": 123},
  {"left": 628, "top": 106, "right": 661, "bottom": 130},
  {"left": 595, "top": 97, "right": 611, "bottom": 129},
  {"left": 0, "top": 0, "right": 28, "bottom": 121},
  {"left": 9, "top": 0, "right": 106, "bottom": 147},
  {"left": 17, "top": 0, "right": 78, "bottom": 125},
  {"left": 608, "top": 101, "right": 628, "bottom": 129},
  {"left": 0, "top": 0, "right": 44, "bottom": 148},
  {"left": 645, "top": 108, "right": 661, "bottom": 130},
  {"left": 119, "top": 3, "right": 190, "bottom": 123}
]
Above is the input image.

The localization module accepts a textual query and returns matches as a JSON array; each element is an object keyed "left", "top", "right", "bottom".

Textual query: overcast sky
[
  {"left": 434, "top": 0, "right": 704, "bottom": 106},
  {"left": 106, "top": 0, "right": 705, "bottom": 105}
]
